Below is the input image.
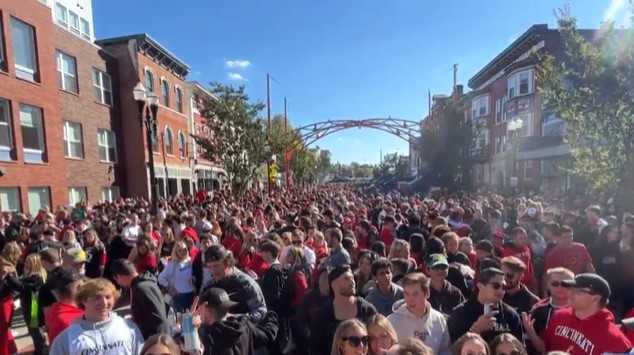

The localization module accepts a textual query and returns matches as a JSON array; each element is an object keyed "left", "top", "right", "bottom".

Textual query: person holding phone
[{"left": 448, "top": 267, "right": 523, "bottom": 343}]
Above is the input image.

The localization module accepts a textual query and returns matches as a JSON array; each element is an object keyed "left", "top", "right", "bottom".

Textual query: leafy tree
[
  {"left": 537, "top": 5, "right": 634, "bottom": 208},
  {"left": 193, "top": 83, "right": 267, "bottom": 194}
]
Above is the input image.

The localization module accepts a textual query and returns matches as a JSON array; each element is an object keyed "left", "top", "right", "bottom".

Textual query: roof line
[{"left": 96, "top": 33, "right": 190, "bottom": 72}]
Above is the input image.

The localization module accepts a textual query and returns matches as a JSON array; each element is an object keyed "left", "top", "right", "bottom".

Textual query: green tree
[
  {"left": 193, "top": 83, "right": 267, "bottom": 194},
  {"left": 537, "top": 5, "right": 634, "bottom": 207}
]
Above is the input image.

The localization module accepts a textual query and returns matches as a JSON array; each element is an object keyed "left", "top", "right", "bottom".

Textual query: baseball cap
[
  {"left": 200, "top": 287, "right": 238, "bottom": 310},
  {"left": 426, "top": 254, "right": 449, "bottom": 269},
  {"left": 66, "top": 247, "right": 87, "bottom": 264},
  {"left": 562, "top": 273, "right": 611, "bottom": 300},
  {"left": 52, "top": 269, "right": 81, "bottom": 292}
]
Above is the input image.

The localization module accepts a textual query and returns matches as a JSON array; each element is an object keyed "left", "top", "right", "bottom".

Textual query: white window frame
[
  {"left": 508, "top": 69, "right": 533, "bottom": 99},
  {"left": 10, "top": 17, "right": 38, "bottom": 82},
  {"left": 92, "top": 68, "right": 112, "bottom": 106},
  {"left": 495, "top": 98, "right": 502, "bottom": 123},
  {"left": 144, "top": 69, "right": 154, "bottom": 92},
  {"left": 175, "top": 86, "right": 183, "bottom": 113},
  {"left": 178, "top": 131, "right": 186, "bottom": 158},
  {"left": 68, "top": 10, "right": 80, "bottom": 35},
  {"left": 63, "top": 121, "right": 83, "bottom": 159},
  {"left": 0, "top": 18, "right": 6, "bottom": 69},
  {"left": 0, "top": 98, "right": 13, "bottom": 161},
  {"left": 471, "top": 95, "right": 489, "bottom": 118},
  {"left": 0, "top": 187, "right": 19, "bottom": 212},
  {"left": 54, "top": 3, "right": 68, "bottom": 27},
  {"left": 80, "top": 18, "right": 90, "bottom": 40},
  {"left": 27, "top": 186, "right": 50, "bottom": 216},
  {"left": 101, "top": 186, "right": 120, "bottom": 202},
  {"left": 164, "top": 126, "right": 173, "bottom": 155},
  {"left": 56, "top": 50, "right": 78, "bottom": 93},
  {"left": 68, "top": 186, "right": 87, "bottom": 206},
  {"left": 19, "top": 104, "right": 45, "bottom": 163},
  {"left": 160, "top": 78, "right": 170, "bottom": 106},
  {"left": 97, "top": 129, "right": 117, "bottom": 162}
]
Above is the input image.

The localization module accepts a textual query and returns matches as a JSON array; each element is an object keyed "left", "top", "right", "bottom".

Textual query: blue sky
[{"left": 93, "top": 0, "right": 631, "bottom": 164}]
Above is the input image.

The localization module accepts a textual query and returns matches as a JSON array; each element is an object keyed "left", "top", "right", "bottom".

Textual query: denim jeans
[{"left": 173, "top": 292, "right": 195, "bottom": 313}]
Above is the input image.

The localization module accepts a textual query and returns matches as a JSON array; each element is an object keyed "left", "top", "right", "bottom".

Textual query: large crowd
[{"left": 0, "top": 185, "right": 633, "bottom": 355}]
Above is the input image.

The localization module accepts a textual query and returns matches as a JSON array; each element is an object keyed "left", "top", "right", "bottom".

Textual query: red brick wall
[
  {"left": 0, "top": 1, "right": 67, "bottom": 213},
  {"left": 54, "top": 26, "right": 120, "bottom": 205}
]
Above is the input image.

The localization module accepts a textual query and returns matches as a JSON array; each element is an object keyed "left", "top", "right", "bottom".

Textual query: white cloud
[
  {"left": 603, "top": 0, "right": 626, "bottom": 22},
  {"left": 227, "top": 72, "right": 247, "bottom": 81},
  {"left": 225, "top": 59, "right": 251, "bottom": 69}
]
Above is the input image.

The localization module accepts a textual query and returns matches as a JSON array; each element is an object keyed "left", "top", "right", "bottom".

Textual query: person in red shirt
[
  {"left": 543, "top": 273, "right": 631, "bottom": 355},
  {"left": 131, "top": 237, "right": 157, "bottom": 274},
  {"left": 238, "top": 231, "right": 268, "bottom": 278},
  {"left": 180, "top": 215, "right": 199, "bottom": 244},
  {"left": 222, "top": 221, "right": 243, "bottom": 259},
  {"left": 44, "top": 269, "right": 84, "bottom": 344},
  {"left": 500, "top": 227, "right": 536, "bottom": 291},
  {"left": 379, "top": 215, "right": 396, "bottom": 251},
  {"left": 544, "top": 225, "right": 595, "bottom": 275}
]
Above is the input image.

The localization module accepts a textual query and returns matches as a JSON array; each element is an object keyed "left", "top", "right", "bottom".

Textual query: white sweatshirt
[
  {"left": 159, "top": 259, "right": 195, "bottom": 294},
  {"left": 50, "top": 312, "right": 143, "bottom": 355},
  {"left": 387, "top": 300, "right": 451, "bottom": 355}
]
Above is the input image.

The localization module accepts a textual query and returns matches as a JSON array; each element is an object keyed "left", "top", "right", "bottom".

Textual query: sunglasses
[
  {"left": 488, "top": 282, "right": 504, "bottom": 290},
  {"left": 550, "top": 281, "right": 565, "bottom": 288},
  {"left": 342, "top": 336, "right": 369, "bottom": 347}
]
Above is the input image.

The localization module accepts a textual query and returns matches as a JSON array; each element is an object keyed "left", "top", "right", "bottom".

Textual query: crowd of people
[{"left": 0, "top": 185, "right": 633, "bottom": 355}]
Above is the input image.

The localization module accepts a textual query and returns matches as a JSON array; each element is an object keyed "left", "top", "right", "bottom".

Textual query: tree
[
  {"left": 419, "top": 98, "right": 476, "bottom": 191},
  {"left": 537, "top": 5, "right": 634, "bottom": 208},
  {"left": 193, "top": 83, "right": 267, "bottom": 194}
]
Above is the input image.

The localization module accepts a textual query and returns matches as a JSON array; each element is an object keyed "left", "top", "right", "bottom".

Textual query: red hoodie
[
  {"left": 379, "top": 228, "right": 395, "bottom": 251},
  {"left": 45, "top": 302, "right": 83, "bottom": 343},
  {"left": 544, "top": 307, "right": 632, "bottom": 355}
]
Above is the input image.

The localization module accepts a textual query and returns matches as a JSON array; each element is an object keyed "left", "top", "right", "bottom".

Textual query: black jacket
[
  {"left": 207, "top": 268, "right": 267, "bottom": 322},
  {"left": 131, "top": 270, "right": 169, "bottom": 339},
  {"left": 192, "top": 251, "right": 205, "bottom": 294},
  {"left": 503, "top": 284, "right": 540, "bottom": 314},
  {"left": 429, "top": 280, "right": 465, "bottom": 315},
  {"left": 18, "top": 274, "right": 44, "bottom": 327},
  {"left": 200, "top": 311, "right": 278, "bottom": 355},
  {"left": 447, "top": 298, "right": 523, "bottom": 343}
]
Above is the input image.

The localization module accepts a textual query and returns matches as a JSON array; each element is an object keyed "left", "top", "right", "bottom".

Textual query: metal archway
[{"left": 296, "top": 118, "right": 421, "bottom": 147}]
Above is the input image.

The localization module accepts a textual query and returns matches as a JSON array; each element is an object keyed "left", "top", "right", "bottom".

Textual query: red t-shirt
[
  {"left": 136, "top": 254, "right": 157, "bottom": 273},
  {"left": 291, "top": 270, "right": 308, "bottom": 306},
  {"left": 624, "top": 308, "right": 634, "bottom": 344},
  {"left": 181, "top": 227, "right": 199, "bottom": 244},
  {"left": 239, "top": 251, "right": 269, "bottom": 278},
  {"left": 45, "top": 302, "right": 83, "bottom": 343},
  {"left": 379, "top": 228, "right": 395, "bottom": 250},
  {"left": 500, "top": 244, "right": 536, "bottom": 290},
  {"left": 222, "top": 234, "right": 242, "bottom": 259},
  {"left": 544, "top": 307, "right": 631, "bottom": 355},
  {"left": 544, "top": 242, "right": 593, "bottom": 275}
]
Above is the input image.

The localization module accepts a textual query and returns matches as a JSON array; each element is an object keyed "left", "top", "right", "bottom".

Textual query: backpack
[{"left": 263, "top": 264, "right": 295, "bottom": 317}]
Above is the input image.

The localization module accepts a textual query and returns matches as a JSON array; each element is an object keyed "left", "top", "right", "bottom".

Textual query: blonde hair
[
  {"left": 62, "top": 229, "right": 77, "bottom": 244},
  {"left": 23, "top": 254, "right": 47, "bottom": 282},
  {"left": 330, "top": 318, "right": 368, "bottom": 355},
  {"left": 76, "top": 278, "right": 120, "bottom": 308},
  {"left": 452, "top": 332, "right": 490, "bottom": 355},
  {"left": 546, "top": 267, "right": 574, "bottom": 280},
  {"left": 1, "top": 242, "right": 22, "bottom": 266},
  {"left": 171, "top": 240, "right": 189, "bottom": 261},
  {"left": 388, "top": 239, "right": 410, "bottom": 259},
  {"left": 490, "top": 333, "right": 527, "bottom": 355},
  {"left": 367, "top": 314, "right": 397, "bottom": 346},
  {"left": 287, "top": 246, "right": 304, "bottom": 267}
]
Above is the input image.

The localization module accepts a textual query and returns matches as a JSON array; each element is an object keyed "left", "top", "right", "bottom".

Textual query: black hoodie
[
  {"left": 200, "top": 311, "right": 278, "bottom": 355},
  {"left": 130, "top": 270, "right": 169, "bottom": 339},
  {"left": 448, "top": 297, "right": 523, "bottom": 343}
]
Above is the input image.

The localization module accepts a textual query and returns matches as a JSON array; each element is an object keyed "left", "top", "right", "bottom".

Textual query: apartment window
[
  {"left": 97, "top": 129, "right": 117, "bottom": 162},
  {"left": 101, "top": 186, "right": 120, "bottom": 202},
  {"left": 161, "top": 79, "right": 170, "bottom": 106},
  {"left": 144, "top": 69, "right": 154, "bottom": 92},
  {"left": 508, "top": 69, "right": 533, "bottom": 99},
  {"left": 63, "top": 121, "right": 83, "bottom": 159},
  {"left": 68, "top": 187, "right": 87, "bottom": 206},
  {"left": 27, "top": 187, "right": 50, "bottom": 216},
  {"left": 164, "top": 127, "right": 173, "bottom": 154},
  {"left": 10, "top": 17, "right": 38, "bottom": 81},
  {"left": 0, "top": 187, "right": 19, "bottom": 212},
  {"left": 151, "top": 126, "right": 158, "bottom": 152},
  {"left": 178, "top": 131, "right": 186, "bottom": 158},
  {"left": 175, "top": 87, "right": 183, "bottom": 113},
  {"left": 20, "top": 104, "right": 45, "bottom": 163},
  {"left": 519, "top": 71, "right": 531, "bottom": 95},
  {"left": 471, "top": 95, "right": 489, "bottom": 118},
  {"left": 0, "top": 99, "right": 14, "bottom": 161},
  {"left": 54, "top": 3, "right": 68, "bottom": 27},
  {"left": 495, "top": 98, "right": 502, "bottom": 123},
  {"left": 68, "top": 11, "right": 80, "bottom": 35},
  {"left": 92, "top": 68, "right": 112, "bottom": 105},
  {"left": 80, "top": 19, "right": 90, "bottom": 40},
  {"left": 0, "top": 17, "right": 6, "bottom": 70},
  {"left": 56, "top": 51, "right": 78, "bottom": 93}
]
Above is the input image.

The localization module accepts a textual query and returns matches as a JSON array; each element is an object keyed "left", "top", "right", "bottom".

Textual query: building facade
[
  {"left": 97, "top": 34, "right": 193, "bottom": 200},
  {"left": 467, "top": 24, "right": 572, "bottom": 195},
  {"left": 0, "top": 0, "right": 67, "bottom": 215}
]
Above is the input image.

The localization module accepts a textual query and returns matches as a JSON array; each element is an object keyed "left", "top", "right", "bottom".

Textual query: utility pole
[
  {"left": 284, "top": 97, "right": 290, "bottom": 190},
  {"left": 266, "top": 73, "right": 272, "bottom": 197},
  {"left": 453, "top": 63, "right": 458, "bottom": 91}
]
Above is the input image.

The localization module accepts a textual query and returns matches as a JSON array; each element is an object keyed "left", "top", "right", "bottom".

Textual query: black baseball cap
[
  {"left": 562, "top": 273, "right": 611, "bottom": 300},
  {"left": 200, "top": 287, "right": 238, "bottom": 310}
]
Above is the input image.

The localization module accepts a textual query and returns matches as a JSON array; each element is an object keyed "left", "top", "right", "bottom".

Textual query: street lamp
[{"left": 133, "top": 82, "right": 160, "bottom": 214}]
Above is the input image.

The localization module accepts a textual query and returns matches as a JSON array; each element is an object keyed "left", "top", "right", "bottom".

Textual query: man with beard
[
  {"left": 501, "top": 256, "right": 539, "bottom": 314},
  {"left": 309, "top": 264, "right": 377, "bottom": 355}
]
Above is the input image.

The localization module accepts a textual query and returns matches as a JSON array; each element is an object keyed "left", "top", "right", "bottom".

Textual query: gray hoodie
[
  {"left": 364, "top": 283, "right": 404, "bottom": 316},
  {"left": 50, "top": 312, "right": 144, "bottom": 355},
  {"left": 387, "top": 300, "right": 451, "bottom": 355}
]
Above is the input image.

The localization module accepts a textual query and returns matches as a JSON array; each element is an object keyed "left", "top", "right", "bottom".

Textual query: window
[
  {"left": 80, "top": 18, "right": 90, "bottom": 40},
  {"left": 508, "top": 69, "right": 533, "bottom": 99},
  {"left": 27, "top": 187, "right": 50, "bottom": 216},
  {"left": 151, "top": 126, "right": 159, "bottom": 152},
  {"left": 54, "top": 3, "right": 68, "bottom": 27},
  {"left": 161, "top": 79, "right": 170, "bottom": 106},
  {"left": 164, "top": 127, "right": 173, "bottom": 154},
  {"left": 178, "top": 131, "right": 186, "bottom": 158},
  {"left": 68, "top": 11, "right": 80, "bottom": 35},
  {"left": 68, "top": 187, "right": 87, "bottom": 206},
  {"left": 63, "top": 121, "right": 83, "bottom": 159},
  {"left": 56, "top": 51, "right": 78, "bottom": 93},
  {"left": 495, "top": 98, "right": 502, "bottom": 123},
  {"left": 175, "top": 87, "right": 183, "bottom": 113},
  {"left": 471, "top": 95, "right": 489, "bottom": 118},
  {"left": 144, "top": 69, "right": 154, "bottom": 92},
  {"left": 0, "top": 17, "right": 6, "bottom": 70},
  {"left": 101, "top": 186, "right": 120, "bottom": 202},
  {"left": 92, "top": 68, "right": 112, "bottom": 105},
  {"left": 0, "top": 187, "right": 19, "bottom": 212},
  {"left": 20, "top": 104, "right": 45, "bottom": 163},
  {"left": 97, "top": 129, "right": 117, "bottom": 162},
  {"left": 0, "top": 99, "right": 14, "bottom": 161},
  {"left": 10, "top": 17, "right": 38, "bottom": 81}
]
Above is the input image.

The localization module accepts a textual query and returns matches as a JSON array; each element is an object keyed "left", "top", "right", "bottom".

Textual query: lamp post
[{"left": 133, "top": 83, "right": 160, "bottom": 214}]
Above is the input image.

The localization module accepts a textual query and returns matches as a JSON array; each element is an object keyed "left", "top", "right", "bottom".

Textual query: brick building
[
  {"left": 0, "top": 0, "right": 67, "bottom": 215},
  {"left": 189, "top": 82, "right": 225, "bottom": 192},
  {"left": 52, "top": 0, "right": 121, "bottom": 205},
  {"left": 96, "top": 34, "right": 193, "bottom": 200}
]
